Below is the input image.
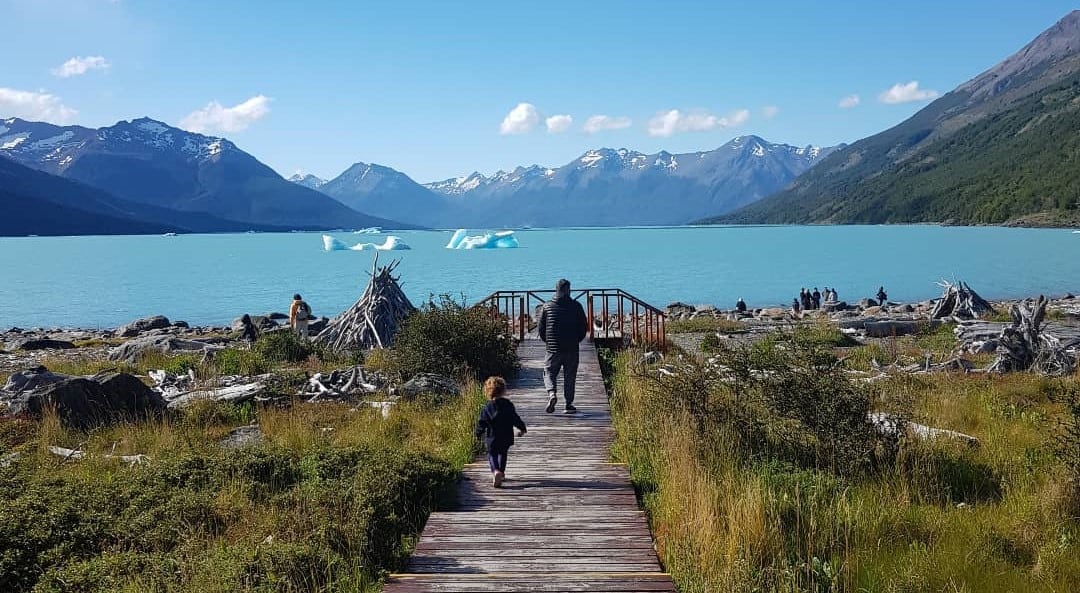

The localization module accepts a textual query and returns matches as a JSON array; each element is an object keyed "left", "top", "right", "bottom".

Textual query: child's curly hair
[{"left": 483, "top": 376, "right": 507, "bottom": 399}]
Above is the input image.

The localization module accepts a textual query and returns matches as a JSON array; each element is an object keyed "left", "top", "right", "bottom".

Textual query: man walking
[{"left": 538, "top": 279, "right": 588, "bottom": 414}]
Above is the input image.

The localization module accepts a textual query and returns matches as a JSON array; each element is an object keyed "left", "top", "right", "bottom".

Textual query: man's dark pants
[{"left": 543, "top": 347, "right": 580, "bottom": 405}]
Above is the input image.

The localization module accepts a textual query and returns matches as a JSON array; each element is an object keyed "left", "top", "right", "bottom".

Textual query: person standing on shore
[
  {"left": 289, "top": 294, "right": 312, "bottom": 340},
  {"left": 812, "top": 288, "right": 821, "bottom": 310},
  {"left": 792, "top": 297, "right": 802, "bottom": 318},
  {"left": 876, "top": 286, "right": 888, "bottom": 307},
  {"left": 736, "top": 297, "right": 747, "bottom": 314},
  {"left": 538, "top": 278, "right": 588, "bottom": 414}
]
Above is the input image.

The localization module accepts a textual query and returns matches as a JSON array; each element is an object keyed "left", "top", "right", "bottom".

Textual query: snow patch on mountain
[{"left": 1, "top": 133, "right": 29, "bottom": 150}]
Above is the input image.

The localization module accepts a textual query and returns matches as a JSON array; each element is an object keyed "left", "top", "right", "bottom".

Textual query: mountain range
[
  {"left": 0, "top": 118, "right": 407, "bottom": 235},
  {"left": 293, "top": 137, "right": 839, "bottom": 228},
  {"left": 708, "top": 10, "right": 1080, "bottom": 226}
]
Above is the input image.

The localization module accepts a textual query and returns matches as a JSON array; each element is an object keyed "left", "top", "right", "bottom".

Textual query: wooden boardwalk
[{"left": 383, "top": 339, "right": 673, "bottom": 593}]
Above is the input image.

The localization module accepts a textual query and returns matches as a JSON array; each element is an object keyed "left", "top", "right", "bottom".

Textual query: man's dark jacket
[
  {"left": 475, "top": 398, "right": 527, "bottom": 451},
  {"left": 538, "top": 295, "right": 588, "bottom": 353}
]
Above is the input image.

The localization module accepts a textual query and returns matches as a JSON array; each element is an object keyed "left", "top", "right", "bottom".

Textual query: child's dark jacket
[{"left": 475, "top": 398, "right": 526, "bottom": 452}]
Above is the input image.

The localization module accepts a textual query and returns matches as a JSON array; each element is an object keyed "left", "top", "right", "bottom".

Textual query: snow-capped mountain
[
  {"left": 0, "top": 117, "right": 407, "bottom": 230},
  {"left": 288, "top": 172, "right": 327, "bottom": 190},
  {"left": 317, "top": 162, "right": 453, "bottom": 228},
  {"left": 422, "top": 136, "right": 841, "bottom": 226}
]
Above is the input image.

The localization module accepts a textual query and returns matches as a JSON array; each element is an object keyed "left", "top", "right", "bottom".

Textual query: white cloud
[
  {"left": 51, "top": 56, "right": 111, "bottom": 78},
  {"left": 761, "top": 105, "right": 779, "bottom": 119},
  {"left": 646, "top": 108, "right": 749, "bottom": 137},
  {"left": 545, "top": 114, "right": 573, "bottom": 134},
  {"left": 878, "top": 81, "right": 939, "bottom": 104},
  {"left": 583, "top": 114, "right": 632, "bottom": 134},
  {"left": 179, "top": 95, "right": 272, "bottom": 134},
  {"left": 0, "top": 87, "right": 78, "bottom": 124},
  {"left": 838, "top": 94, "right": 861, "bottom": 108},
  {"left": 499, "top": 102, "right": 540, "bottom": 135}
]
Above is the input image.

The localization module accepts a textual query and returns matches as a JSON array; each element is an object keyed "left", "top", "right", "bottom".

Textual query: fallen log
[
  {"left": 47, "top": 445, "right": 149, "bottom": 464},
  {"left": 165, "top": 382, "right": 266, "bottom": 409},
  {"left": 988, "top": 296, "right": 1076, "bottom": 376}
]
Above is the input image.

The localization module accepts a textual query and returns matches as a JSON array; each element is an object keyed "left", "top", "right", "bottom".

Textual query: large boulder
[
  {"left": 2, "top": 366, "right": 72, "bottom": 394},
  {"left": 108, "top": 335, "right": 222, "bottom": 363},
  {"left": 117, "top": 315, "right": 172, "bottom": 337},
  {"left": 822, "top": 301, "right": 848, "bottom": 313},
  {"left": 6, "top": 372, "right": 166, "bottom": 429},
  {"left": 231, "top": 315, "right": 278, "bottom": 332},
  {"left": 395, "top": 373, "right": 461, "bottom": 401},
  {"left": 666, "top": 302, "right": 695, "bottom": 316},
  {"left": 10, "top": 338, "right": 76, "bottom": 351}
]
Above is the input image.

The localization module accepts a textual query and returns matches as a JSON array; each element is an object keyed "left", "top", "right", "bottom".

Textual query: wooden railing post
[
  {"left": 587, "top": 294, "right": 595, "bottom": 341},
  {"left": 518, "top": 296, "right": 525, "bottom": 341}
]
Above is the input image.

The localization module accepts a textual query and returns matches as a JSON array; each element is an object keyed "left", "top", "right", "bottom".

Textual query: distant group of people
[{"left": 791, "top": 287, "right": 839, "bottom": 314}]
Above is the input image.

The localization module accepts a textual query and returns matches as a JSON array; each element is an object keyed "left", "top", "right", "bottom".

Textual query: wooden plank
[{"left": 382, "top": 340, "right": 673, "bottom": 593}]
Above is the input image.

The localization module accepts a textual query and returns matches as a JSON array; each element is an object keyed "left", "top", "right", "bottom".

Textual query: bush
[
  {"left": 642, "top": 332, "right": 884, "bottom": 475},
  {"left": 253, "top": 330, "right": 318, "bottom": 364},
  {"left": 390, "top": 295, "right": 518, "bottom": 381},
  {"left": 211, "top": 349, "right": 269, "bottom": 376}
]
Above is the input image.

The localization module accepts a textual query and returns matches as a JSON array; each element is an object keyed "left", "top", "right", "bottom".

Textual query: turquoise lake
[{"left": 1, "top": 225, "right": 1078, "bottom": 329}]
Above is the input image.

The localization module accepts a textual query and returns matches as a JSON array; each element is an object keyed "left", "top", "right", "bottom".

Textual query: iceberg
[
  {"left": 354, "top": 226, "right": 382, "bottom": 234},
  {"left": 445, "top": 229, "right": 519, "bottom": 250},
  {"left": 322, "top": 234, "right": 411, "bottom": 251}
]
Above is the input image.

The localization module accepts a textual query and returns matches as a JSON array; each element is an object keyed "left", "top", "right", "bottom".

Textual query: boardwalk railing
[{"left": 475, "top": 288, "right": 666, "bottom": 347}]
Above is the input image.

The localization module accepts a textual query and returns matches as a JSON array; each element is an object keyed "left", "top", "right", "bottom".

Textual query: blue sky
[{"left": 2, "top": 0, "right": 1076, "bottom": 182}]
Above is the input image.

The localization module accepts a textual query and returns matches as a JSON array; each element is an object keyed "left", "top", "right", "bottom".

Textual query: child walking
[{"left": 475, "top": 376, "right": 526, "bottom": 488}]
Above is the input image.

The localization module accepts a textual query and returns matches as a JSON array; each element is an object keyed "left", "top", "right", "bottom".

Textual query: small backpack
[{"left": 296, "top": 301, "right": 311, "bottom": 321}]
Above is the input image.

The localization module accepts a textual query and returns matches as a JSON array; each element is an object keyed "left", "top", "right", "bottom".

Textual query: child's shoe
[{"left": 493, "top": 471, "right": 505, "bottom": 488}]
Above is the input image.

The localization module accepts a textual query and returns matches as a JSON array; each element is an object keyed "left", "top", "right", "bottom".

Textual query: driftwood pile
[
  {"left": 300, "top": 366, "right": 385, "bottom": 403},
  {"left": 315, "top": 255, "right": 416, "bottom": 351},
  {"left": 930, "top": 280, "right": 994, "bottom": 320},
  {"left": 988, "top": 296, "right": 1076, "bottom": 376},
  {"left": 148, "top": 370, "right": 270, "bottom": 408}
]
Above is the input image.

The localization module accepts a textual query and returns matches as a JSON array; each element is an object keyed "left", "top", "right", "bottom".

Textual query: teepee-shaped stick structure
[{"left": 315, "top": 254, "right": 416, "bottom": 351}]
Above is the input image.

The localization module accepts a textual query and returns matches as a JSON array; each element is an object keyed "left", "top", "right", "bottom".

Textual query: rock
[
  {"left": 10, "top": 338, "right": 76, "bottom": 351},
  {"left": 267, "top": 312, "right": 289, "bottom": 321},
  {"left": 7, "top": 373, "right": 166, "bottom": 429},
  {"left": 220, "top": 425, "right": 264, "bottom": 449},
  {"left": 6, "top": 327, "right": 25, "bottom": 334},
  {"left": 2, "top": 366, "right": 73, "bottom": 394},
  {"left": 108, "top": 335, "right": 223, "bottom": 363},
  {"left": 308, "top": 317, "right": 329, "bottom": 335},
  {"left": 172, "top": 321, "right": 190, "bottom": 329},
  {"left": 232, "top": 315, "right": 278, "bottom": 332},
  {"left": 864, "top": 320, "right": 933, "bottom": 338},
  {"left": 117, "top": 315, "right": 171, "bottom": 337},
  {"left": 395, "top": 373, "right": 461, "bottom": 401},
  {"left": 822, "top": 301, "right": 848, "bottom": 312},
  {"left": 897, "top": 304, "right": 915, "bottom": 313},
  {"left": 857, "top": 298, "right": 879, "bottom": 309},
  {"left": 697, "top": 304, "right": 719, "bottom": 314},
  {"left": 666, "top": 302, "right": 695, "bottom": 315}
]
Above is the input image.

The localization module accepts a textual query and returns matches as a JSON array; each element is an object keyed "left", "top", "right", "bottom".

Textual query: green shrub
[
  {"left": 211, "top": 349, "right": 269, "bottom": 376},
  {"left": 390, "top": 295, "right": 518, "bottom": 381},
  {"left": 667, "top": 317, "right": 746, "bottom": 334},
  {"left": 253, "top": 330, "right": 318, "bottom": 364},
  {"left": 643, "top": 332, "right": 884, "bottom": 475},
  {"left": 159, "top": 353, "right": 201, "bottom": 375}
]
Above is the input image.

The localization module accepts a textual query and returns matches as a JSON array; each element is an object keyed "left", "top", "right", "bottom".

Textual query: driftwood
[
  {"left": 47, "top": 445, "right": 149, "bottom": 464},
  {"left": 930, "top": 280, "right": 993, "bottom": 320},
  {"left": 165, "top": 382, "right": 267, "bottom": 409},
  {"left": 989, "top": 296, "right": 1076, "bottom": 376},
  {"left": 300, "top": 367, "right": 381, "bottom": 403},
  {"left": 315, "top": 255, "right": 417, "bottom": 351}
]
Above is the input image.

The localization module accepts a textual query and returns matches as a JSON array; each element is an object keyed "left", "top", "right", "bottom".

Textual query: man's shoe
[
  {"left": 564, "top": 405, "right": 578, "bottom": 414},
  {"left": 545, "top": 396, "right": 557, "bottom": 414}
]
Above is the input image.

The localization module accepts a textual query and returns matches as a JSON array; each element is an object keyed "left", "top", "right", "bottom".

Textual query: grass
[
  {"left": 1, "top": 300, "right": 516, "bottom": 592},
  {"left": 610, "top": 337, "right": 1080, "bottom": 592},
  {"left": 0, "top": 387, "right": 484, "bottom": 593},
  {"left": 667, "top": 317, "right": 747, "bottom": 334}
]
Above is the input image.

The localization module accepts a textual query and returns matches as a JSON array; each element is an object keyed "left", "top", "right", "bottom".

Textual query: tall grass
[{"left": 609, "top": 343, "right": 1080, "bottom": 592}]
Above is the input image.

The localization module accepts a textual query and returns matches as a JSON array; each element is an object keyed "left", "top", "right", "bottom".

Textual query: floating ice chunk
[
  {"left": 323, "top": 234, "right": 410, "bottom": 251},
  {"left": 445, "top": 229, "right": 519, "bottom": 249},
  {"left": 354, "top": 226, "right": 382, "bottom": 234},
  {"left": 323, "top": 235, "right": 350, "bottom": 251},
  {"left": 351, "top": 236, "right": 411, "bottom": 251},
  {"left": 446, "top": 229, "right": 468, "bottom": 249}
]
